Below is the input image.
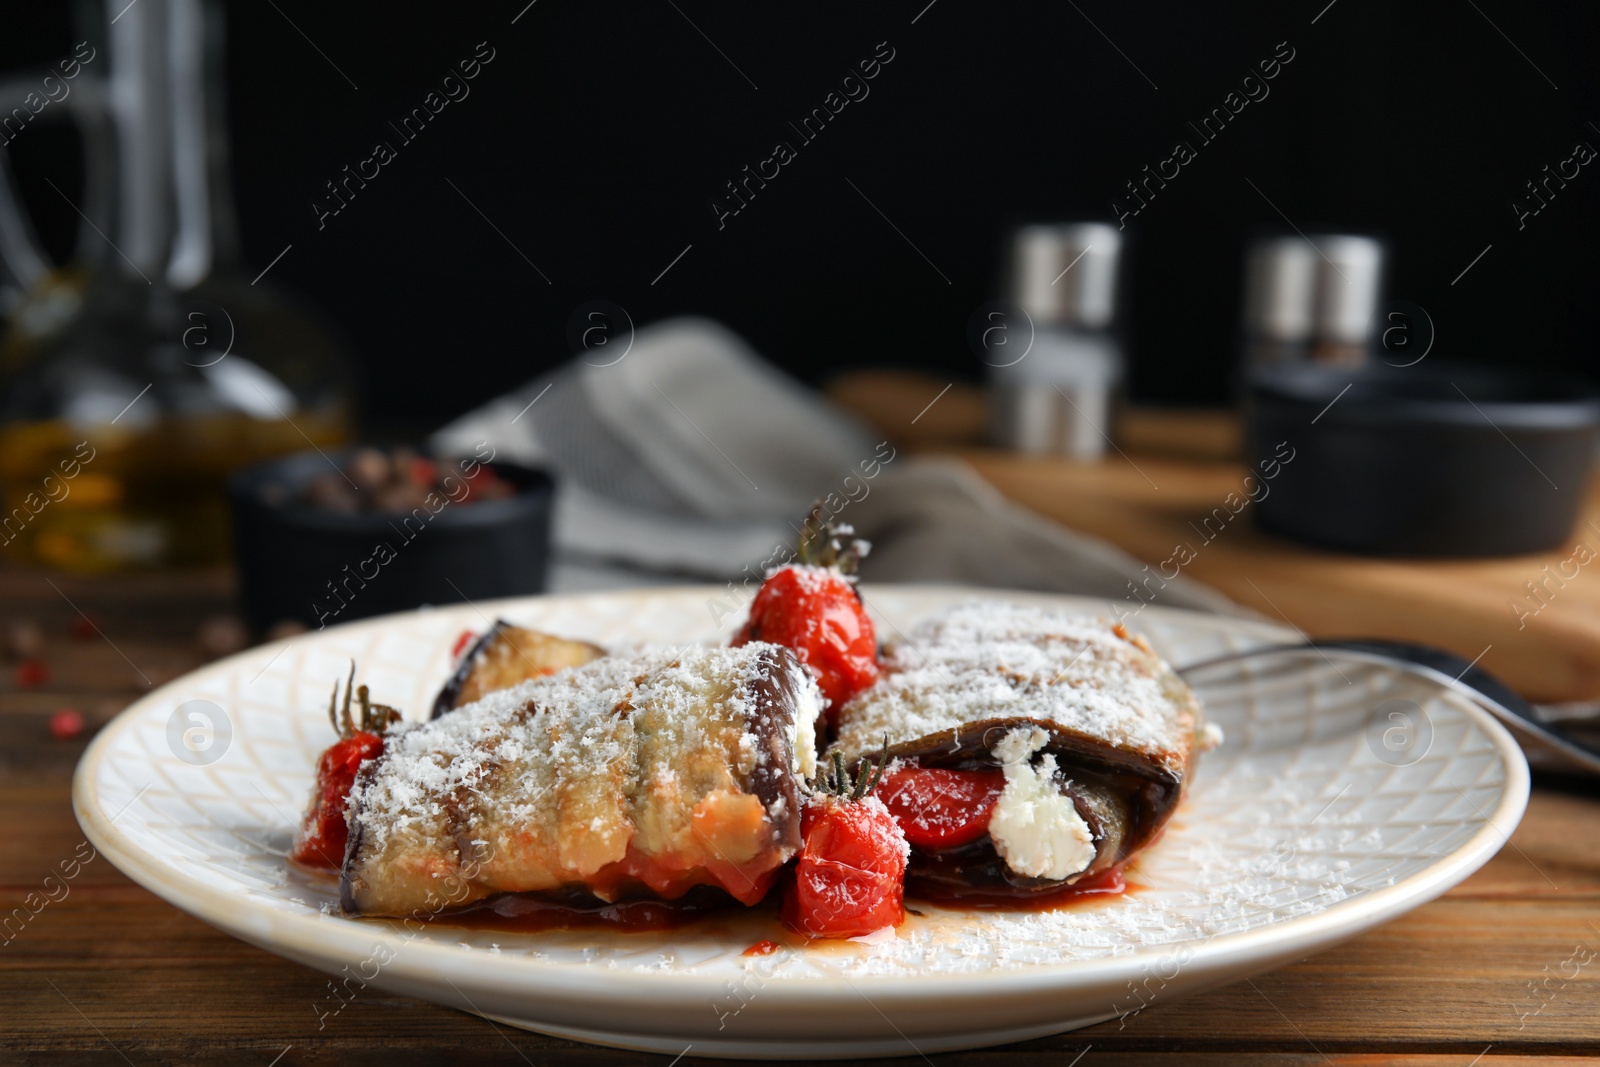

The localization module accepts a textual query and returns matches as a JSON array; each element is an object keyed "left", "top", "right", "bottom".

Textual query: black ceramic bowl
[
  {"left": 227, "top": 449, "right": 554, "bottom": 632},
  {"left": 1246, "top": 361, "right": 1600, "bottom": 557}
]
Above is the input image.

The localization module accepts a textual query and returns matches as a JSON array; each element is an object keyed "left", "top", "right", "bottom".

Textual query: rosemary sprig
[
  {"left": 328, "top": 660, "right": 403, "bottom": 737},
  {"left": 818, "top": 735, "right": 891, "bottom": 799},
  {"left": 795, "top": 501, "right": 869, "bottom": 575}
]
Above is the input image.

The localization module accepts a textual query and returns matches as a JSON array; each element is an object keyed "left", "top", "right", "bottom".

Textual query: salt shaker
[
  {"left": 988, "top": 224, "right": 1124, "bottom": 459},
  {"left": 1241, "top": 234, "right": 1385, "bottom": 369}
]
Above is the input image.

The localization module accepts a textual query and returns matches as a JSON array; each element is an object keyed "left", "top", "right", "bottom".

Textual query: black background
[{"left": 3, "top": 0, "right": 1597, "bottom": 428}]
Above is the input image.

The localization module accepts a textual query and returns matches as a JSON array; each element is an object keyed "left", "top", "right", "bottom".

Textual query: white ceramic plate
[{"left": 74, "top": 586, "right": 1528, "bottom": 1059}]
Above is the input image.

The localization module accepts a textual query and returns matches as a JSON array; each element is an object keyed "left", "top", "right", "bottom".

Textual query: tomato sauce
[
  {"left": 908, "top": 865, "right": 1129, "bottom": 909},
  {"left": 321, "top": 759, "right": 1131, "bottom": 937},
  {"left": 440, "top": 885, "right": 743, "bottom": 934},
  {"left": 402, "top": 862, "right": 1128, "bottom": 936}
]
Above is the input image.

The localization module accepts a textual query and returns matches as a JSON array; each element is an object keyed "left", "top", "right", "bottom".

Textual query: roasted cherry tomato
[
  {"left": 290, "top": 731, "right": 384, "bottom": 869},
  {"left": 733, "top": 565, "right": 878, "bottom": 721},
  {"left": 291, "top": 668, "right": 400, "bottom": 869},
  {"left": 877, "top": 766, "right": 1006, "bottom": 850},
  {"left": 783, "top": 795, "right": 907, "bottom": 939}
]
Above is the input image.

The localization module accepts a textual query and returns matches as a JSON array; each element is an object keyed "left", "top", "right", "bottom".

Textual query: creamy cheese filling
[
  {"left": 790, "top": 672, "right": 822, "bottom": 781},
  {"left": 988, "top": 726, "right": 1096, "bottom": 881}
]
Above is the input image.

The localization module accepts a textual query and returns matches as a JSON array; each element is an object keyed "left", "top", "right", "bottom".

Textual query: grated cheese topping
[
  {"left": 344, "top": 643, "right": 821, "bottom": 913},
  {"left": 833, "top": 602, "right": 1203, "bottom": 773}
]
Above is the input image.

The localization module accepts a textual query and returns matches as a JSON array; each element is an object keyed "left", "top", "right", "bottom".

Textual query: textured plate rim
[{"left": 72, "top": 584, "right": 1531, "bottom": 1004}]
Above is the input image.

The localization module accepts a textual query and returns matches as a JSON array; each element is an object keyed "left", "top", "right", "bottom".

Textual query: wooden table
[
  {"left": 5, "top": 488, "right": 1600, "bottom": 1063},
  {"left": 3, "top": 406, "right": 1600, "bottom": 1062}
]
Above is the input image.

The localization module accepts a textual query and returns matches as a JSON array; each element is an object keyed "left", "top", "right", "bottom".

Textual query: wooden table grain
[{"left": 4, "top": 550, "right": 1599, "bottom": 1062}]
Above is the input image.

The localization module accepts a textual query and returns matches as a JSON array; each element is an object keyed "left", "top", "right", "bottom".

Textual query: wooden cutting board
[{"left": 829, "top": 371, "right": 1600, "bottom": 704}]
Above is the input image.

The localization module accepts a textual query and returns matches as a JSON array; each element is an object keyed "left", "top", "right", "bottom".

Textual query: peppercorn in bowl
[{"left": 226, "top": 445, "right": 554, "bottom": 633}]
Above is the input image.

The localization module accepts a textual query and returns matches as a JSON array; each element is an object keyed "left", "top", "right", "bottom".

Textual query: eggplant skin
[
  {"left": 871, "top": 717, "right": 1186, "bottom": 891},
  {"left": 341, "top": 643, "right": 821, "bottom": 918},
  {"left": 430, "top": 621, "right": 604, "bottom": 719},
  {"left": 831, "top": 603, "right": 1210, "bottom": 889}
]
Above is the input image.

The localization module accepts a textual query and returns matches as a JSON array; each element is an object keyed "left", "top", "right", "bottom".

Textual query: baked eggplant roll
[
  {"left": 831, "top": 603, "right": 1215, "bottom": 901},
  {"left": 431, "top": 621, "right": 605, "bottom": 718},
  {"left": 343, "top": 643, "right": 821, "bottom": 917}
]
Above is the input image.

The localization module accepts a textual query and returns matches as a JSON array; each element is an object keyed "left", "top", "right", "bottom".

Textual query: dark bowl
[
  {"left": 227, "top": 449, "right": 554, "bottom": 632},
  {"left": 1245, "top": 361, "right": 1600, "bottom": 557}
]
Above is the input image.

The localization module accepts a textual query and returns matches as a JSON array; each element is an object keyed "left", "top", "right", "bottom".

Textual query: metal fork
[{"left": 1177, "top": 638, "right": 1600, "bottom": 776}]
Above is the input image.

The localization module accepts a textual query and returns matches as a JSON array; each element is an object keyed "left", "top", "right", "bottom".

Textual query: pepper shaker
[
  {"left": 1241, "top": 234, "right": 1385, "bottom": 369},
  {"left": 988, "top": 224, "right": 1124, "bottom": 459}
]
